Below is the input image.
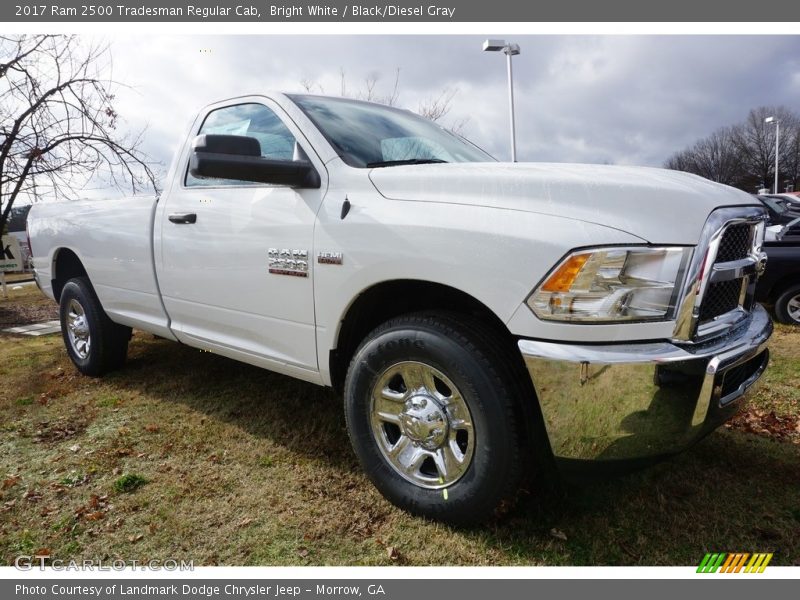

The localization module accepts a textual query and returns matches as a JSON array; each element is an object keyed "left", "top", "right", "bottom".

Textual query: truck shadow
[
  {"left": 120, "top": 333, "right": 356, "bottom": 468},
  {"left": 117, "top": 334, "right": 800, "bottom": 565}
]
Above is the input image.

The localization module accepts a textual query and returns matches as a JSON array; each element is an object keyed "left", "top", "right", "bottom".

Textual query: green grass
[
  {"left": 113, "top": 474, "right": 148, "bottom": 494},
  {"left": 0, "top": 287, "right": 799, "bottom": 566}
]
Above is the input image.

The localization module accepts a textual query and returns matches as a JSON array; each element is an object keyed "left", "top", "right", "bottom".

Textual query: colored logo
[{"left": 697, "top": 552, "right": 773, "bottom": 573}]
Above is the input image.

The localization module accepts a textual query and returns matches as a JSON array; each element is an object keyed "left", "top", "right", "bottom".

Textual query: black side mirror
[{"left": 189, "top": 134, "right": 321, "bottom": 188}]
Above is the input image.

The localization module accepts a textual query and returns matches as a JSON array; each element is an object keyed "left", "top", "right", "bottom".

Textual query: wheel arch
[
  {"left": 51, "top": 247, "right": 88, "bottom": 302},
  {"left": 329, "top": 279, "right": 514, "bottom": 391}
]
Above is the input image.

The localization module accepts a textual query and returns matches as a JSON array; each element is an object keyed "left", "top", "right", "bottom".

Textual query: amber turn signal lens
[{"left": 540, "top": 253, "right": 590, "bottom": 292}]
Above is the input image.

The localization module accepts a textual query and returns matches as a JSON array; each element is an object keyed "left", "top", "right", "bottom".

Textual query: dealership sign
[{"left": 1, "top": 235, "right": 23, "bottom": 272}]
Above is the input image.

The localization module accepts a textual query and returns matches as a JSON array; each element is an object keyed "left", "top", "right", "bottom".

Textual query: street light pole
[
  {"left": 766, "top": 116, "right": 780, "bottom": 193},
  {"left": 505, "top": 46, "right": 518, "bottom": 163},
  {"left": 483, "top": 39, "right": 520, "bottom": 162},
  {"left": 775, "top": 120, "right": 780, "bottom": 194}
]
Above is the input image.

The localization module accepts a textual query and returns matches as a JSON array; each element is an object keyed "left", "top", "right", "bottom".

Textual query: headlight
[{"left": 527, "top": 246, "right": 692, "bottom": 322}]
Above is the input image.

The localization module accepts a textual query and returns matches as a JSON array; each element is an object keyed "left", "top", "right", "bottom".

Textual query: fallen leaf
[
  {"left": 85, "top": 511, "right": 105, "bottom": 521},
  {"left": 297, "top": 547, "right": 309, "bottom": 558},
  {"left": 23, "top": 489, "right": 43, "bottom": 502},
  {"left": 387, "top": 546, "right": 400, "bottom": 561},
  {"left": 237, "top": 517, "right": 254, "bottom": 528},
  {"left": 550, "top": 528, "right": 568, "bottom": 541},
  {"left": 2, "top": 475, "right": 20, "bottom": 489},
  {"left": 33, "top": 548, "right": 51, "bottom": 558},
  {"left": 144, "top": 424, "right": 160, "bottom": 433},
  {"left": 69, "top": 444, "right": 81, "bottom": 453},
  {"left": 128, "top": 534, "right": 144, "bottom": 543}
]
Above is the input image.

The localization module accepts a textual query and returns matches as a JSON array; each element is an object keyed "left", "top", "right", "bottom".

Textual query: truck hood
[{"left": 368, "top": 162, "right": 759, "bottom": 244}]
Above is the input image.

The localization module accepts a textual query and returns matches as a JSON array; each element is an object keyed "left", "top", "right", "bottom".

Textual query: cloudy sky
[{"left": 100, "top": 34, "right": 800, "bottom": 181}]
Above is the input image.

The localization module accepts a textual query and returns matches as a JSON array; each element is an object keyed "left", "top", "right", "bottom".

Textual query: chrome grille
[
  {"left": 715, "top": 223, "right": 752, "bottom": 263},
  {"left": 672, "top": 206, "right": 767, "bottom": 344},
  {"left": 694, "top": 217, "right": 763, "bottom": 336},
  {"left": 698, "top": 279, "right": 742, "bottom": 322}
]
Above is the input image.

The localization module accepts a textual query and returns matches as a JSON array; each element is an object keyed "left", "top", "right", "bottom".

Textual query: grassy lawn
[
  {"left": 2, "top": 272, "right": 34, "bottom": 284},
  {"left": 1, "top": 286, "right": 798, "bottom": 566}
]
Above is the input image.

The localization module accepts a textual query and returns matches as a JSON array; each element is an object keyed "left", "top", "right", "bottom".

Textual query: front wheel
[
  {"left": 344, "top": 313, "right": 525, "bottom": 524},
  {"left": 59, "top": 277, "right": 131, "bottom": 376},
  {"left": 774, "top": 284, "right": 800, "bottom": 325}
]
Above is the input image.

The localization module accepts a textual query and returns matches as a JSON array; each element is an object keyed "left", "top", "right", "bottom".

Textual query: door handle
[{"left": 168, "top": 213, "right": 197, "bottom": 224}]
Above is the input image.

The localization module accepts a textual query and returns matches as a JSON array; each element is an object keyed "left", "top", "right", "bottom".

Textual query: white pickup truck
[{"left": 28, "top": 93, "right": 772, "bottom": 523}]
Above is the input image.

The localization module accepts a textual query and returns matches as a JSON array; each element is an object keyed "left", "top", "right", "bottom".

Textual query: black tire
[
  {"left": 59, "top": 277, "right": 131, "bottom": 376},
  {"left": 774, "top": 284, "right": 800, "bottom": 325},
  {"left": 344, "top": 312, "right": 525, "bottom": 524}
]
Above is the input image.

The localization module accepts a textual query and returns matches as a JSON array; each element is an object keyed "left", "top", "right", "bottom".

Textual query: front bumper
[{"left": 518, "top": 304, "right": 772, "bottom": 464}]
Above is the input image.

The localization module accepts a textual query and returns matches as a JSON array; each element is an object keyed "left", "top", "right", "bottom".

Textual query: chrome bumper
[{"left": 519, "top": 304, "right": 772, "bottom": 463}]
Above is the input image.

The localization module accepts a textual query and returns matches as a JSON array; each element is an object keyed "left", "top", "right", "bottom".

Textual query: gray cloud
[{"left": 99, "top": 34, "right": 799, "bottom": 187}]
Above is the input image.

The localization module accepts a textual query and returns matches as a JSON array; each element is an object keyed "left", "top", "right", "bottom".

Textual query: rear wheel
[
  {"left": 344, "top": 312, "right": 525, "bottom": 524},
  {"left": 59, "top": 277, "right": 131, "bottom": 376},
  {"left": 774, "top": 284, "right": 800, "bottom": 325}
]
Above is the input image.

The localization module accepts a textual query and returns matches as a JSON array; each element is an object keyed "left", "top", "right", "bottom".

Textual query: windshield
[
  {"left": 288, "top": 94, "right": 494, "bottom": 168},
  {"left": 760, "top": 196, "right": 787, "bottom": 214}
]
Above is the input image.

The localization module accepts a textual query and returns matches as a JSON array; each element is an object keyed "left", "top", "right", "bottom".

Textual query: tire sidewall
[
  {"left": 59, "top": 279, "right": 105, "bottom": 375},
  {"left": 775, "top": 285, "right": 800, "bottom": 325},
  {"left": 345, "top": 322, "right": 518, "bottom": 521}
]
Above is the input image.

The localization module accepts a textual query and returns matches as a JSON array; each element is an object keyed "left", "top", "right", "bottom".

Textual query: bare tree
[
  {"left": 299, "top": 77, "right": 322, "bottom": 94},
  {"left": 350, "top": 68, "right": 401, "bottom": 106},
  {"left": 665, "top": 127, "right": 741, "bottom": 186},
  {"left": 0, "top": 35, "right": 157, "bottom": 237},
  {"left": 665, "top": 105, "right": 800, "bottom": 193},
  {"left": 362, "top": 72, "right": 379, "bottom": 102},
  {"left": 417, "top": 87, "right": 458, "bottom": 122},
  {"left": 731, "top": 106, "right": 793, "bottom": 190}
]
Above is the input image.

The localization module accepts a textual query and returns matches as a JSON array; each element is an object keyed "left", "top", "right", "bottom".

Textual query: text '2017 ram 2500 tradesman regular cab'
[{"left": 28, "top": 93, "right": 773, "bottom": 523}]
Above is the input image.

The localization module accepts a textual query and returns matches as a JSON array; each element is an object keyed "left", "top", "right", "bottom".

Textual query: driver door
[{"left": 155, "top": 100, "right": 326, "bottom": 381}]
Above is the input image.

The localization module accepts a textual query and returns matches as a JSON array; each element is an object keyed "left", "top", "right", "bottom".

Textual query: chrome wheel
[
  {"left": 788, "top": 293, "right": 800, "bottom": 323},
  {"left": 370, "top": 361, "right": 475, "bottom": 489},
  {"left": 66, "top": 299, "right": 91, "bottom": 359}
]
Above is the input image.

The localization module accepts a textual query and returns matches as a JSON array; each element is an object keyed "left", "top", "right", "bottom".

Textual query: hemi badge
[{"left": 318, "top": 251, "right": 343, "bottom": 265}]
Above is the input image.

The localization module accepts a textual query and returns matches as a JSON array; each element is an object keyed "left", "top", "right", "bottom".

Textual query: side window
[{"left": 185, "top": 103, "right": 297, "bottom": 187}]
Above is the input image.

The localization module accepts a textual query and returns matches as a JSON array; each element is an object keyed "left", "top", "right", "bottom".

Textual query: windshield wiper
[{"left": 366, "top": 158, "right": 449, "bottom": 168}]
